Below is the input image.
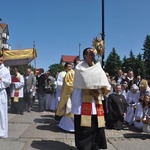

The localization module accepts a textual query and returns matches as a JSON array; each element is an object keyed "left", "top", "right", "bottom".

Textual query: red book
[{"left": 12, "top": 76, "right": 20, "bottom": 82}]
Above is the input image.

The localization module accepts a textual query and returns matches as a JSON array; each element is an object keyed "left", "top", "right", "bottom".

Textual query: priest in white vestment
[
  {"left": 0, "top": 54, "right": 11, "bottom": 138},
  {"left": 71, "top": 48, "right": 110, "bottom": 150}
]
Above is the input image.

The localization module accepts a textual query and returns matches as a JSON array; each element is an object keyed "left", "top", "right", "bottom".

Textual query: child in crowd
[
  {"left": 45, "top": 78, "right": 53, "bottom": 111},
  {"left": 124, "top": 84, "right": 140, "bottom": 125},
  {"left": 142, "top": 94, "right": 150, "bottom": 133},
  {"left": 49, "top": 78, "right": 57, "bottom": 111}
]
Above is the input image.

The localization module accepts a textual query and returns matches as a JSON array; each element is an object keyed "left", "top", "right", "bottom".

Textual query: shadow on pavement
[
  {"left": 34, "top": 116, "right": 59, "bottom": 125},
  {"left": 31, "top": 140, "right": 76, "bottom": 150},
  {"left": 34, "top": 118, "right": 54, "bottom": 124},
  {"left": 123, "top": 124, "right": 150, "bottom": 139},
  {"left": 123, "top": 133, "right": 150, "bottom": 139},
  {"left": 36, "top": 124, "right": 64, "bottom": 133}
]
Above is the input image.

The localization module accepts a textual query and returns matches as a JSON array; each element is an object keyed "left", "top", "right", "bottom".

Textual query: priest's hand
[{"left": 123, "top": 112, "right": 126, "bottom": 118}]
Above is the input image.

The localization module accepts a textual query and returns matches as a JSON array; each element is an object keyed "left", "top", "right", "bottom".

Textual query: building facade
[{"left": 0, "top": 23, "right": 11, "bottom": 50}]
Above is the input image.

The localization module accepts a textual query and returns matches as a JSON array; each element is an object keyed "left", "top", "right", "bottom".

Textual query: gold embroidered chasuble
[{"left": 56, "top": 69, "right": 75, "bottom": 118}]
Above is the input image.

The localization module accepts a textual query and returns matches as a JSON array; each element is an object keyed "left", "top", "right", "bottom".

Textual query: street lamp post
[{"left": 101, "top": 0, "right": 105, "bottom": 68}]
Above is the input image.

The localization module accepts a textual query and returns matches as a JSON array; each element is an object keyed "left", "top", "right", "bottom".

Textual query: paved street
[{"left": 0, "top": 100, "right": 150, "bottom": 150}]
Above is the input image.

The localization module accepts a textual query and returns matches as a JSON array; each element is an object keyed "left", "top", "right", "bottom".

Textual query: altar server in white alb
[
  {"left": 0, "top": 54, "right": 11, "bottom": 139},
  {"left": 55, "top": 66, "right": 66, "bottom": 109},
  {"left": 56, "top": 62, "right": 75, "bottom": 132}
]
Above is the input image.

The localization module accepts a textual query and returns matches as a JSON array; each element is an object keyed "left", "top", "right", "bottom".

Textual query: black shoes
[{"left": 20, "top": 112, "right": 24, "bottom": 115}]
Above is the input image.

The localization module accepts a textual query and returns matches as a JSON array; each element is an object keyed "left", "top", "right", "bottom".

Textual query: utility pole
[
  {"left": 0, "top": 18, "right": 2, "bottom": 50},
  {"left": 101, "top": 0, "right": 105, "bottom": 68},
  {"left": 33, "top": 41, "right": 36, "bottom": 74},
  {"left": 79, "top": 43, "right": 81, "bottom": 60}
]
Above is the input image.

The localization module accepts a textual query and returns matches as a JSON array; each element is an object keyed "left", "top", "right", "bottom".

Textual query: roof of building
[
  {"left": 61, "top": 55, "right": 78, "bottom": 62},
  {"left": 0, "top": 24, "right": 6, "bottom": 29}
]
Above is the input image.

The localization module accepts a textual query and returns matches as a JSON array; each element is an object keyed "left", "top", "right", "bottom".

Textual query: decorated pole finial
[{"left": 92, "top": 34, "right": 105, "bottom": 56}]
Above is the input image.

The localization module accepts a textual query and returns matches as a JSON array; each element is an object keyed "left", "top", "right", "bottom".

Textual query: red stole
[
  {"left": 12, "top": 74, "right": 21, "bottom": 102},
  {"left": 81, "top": 89, "right": 105, "bottom": 128}
]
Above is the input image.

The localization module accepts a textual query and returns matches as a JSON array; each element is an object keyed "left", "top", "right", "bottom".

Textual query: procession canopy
[{"left": 2, "top": 48, "right": 37, "bottom": 66}]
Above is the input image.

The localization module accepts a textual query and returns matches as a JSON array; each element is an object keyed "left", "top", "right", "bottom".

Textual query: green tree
[
  {"left": 105, "top": 48, "right": 122, "bottom": 77},
  {"left": 142, "top": 35, "right": 150, "bottom": 75},
  {"left": 122, "top": 50, "right": 136, "bottom": 72},
  {"left": 135, "top": 53, "right": 146, "bottom": 78},
  {"left": 48, "top": 63, "right": 64, "bottom": 77},
  {"left": 10, "top": 64, "right": 34, "bottom": 75},
  {"left": 122, "top": 51, "right": 146, "bottom": 78}
]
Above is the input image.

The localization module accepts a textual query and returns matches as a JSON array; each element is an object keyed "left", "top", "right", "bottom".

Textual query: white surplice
[
  {"left": 72, "top": 61, "right": 111, "bottom": 115},
  {"left": 0, "top": 64, "right": 11, "bottom": 138},
  {"left": 124, "top": 90, "right": 140, "bottom": 125},
  {"left": 55, "top": 71, "right": 66, "bottom": 109}
]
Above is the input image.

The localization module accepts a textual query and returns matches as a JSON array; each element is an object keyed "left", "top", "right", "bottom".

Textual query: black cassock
[{"left": 106, "top": 93, "right": 127, "bottom": 130}]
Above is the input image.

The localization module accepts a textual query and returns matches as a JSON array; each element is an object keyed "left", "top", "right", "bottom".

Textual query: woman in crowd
[{"left": 139, "top": 79, "right": 150, "bottom": 96}]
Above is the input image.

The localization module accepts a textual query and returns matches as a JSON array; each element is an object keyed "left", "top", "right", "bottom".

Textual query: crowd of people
[
  {"left": 1, "top": 48, "right": 150, "bottom": 150},
  {"left": 105, "top": 69, "right": 150, "bottom": 133}
]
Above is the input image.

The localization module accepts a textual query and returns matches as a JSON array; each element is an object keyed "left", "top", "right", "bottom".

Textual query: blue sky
[{"left": 1, "top": 0, "right": 150, "bottom": 71}]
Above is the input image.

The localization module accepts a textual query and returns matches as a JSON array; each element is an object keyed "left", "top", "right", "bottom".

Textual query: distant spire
[{"left": 33, "top": 41, "right": 35, "bottom": 48}]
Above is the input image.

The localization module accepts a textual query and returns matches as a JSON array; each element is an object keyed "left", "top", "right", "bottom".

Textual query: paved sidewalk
[{"left": 0, "top": 101, "right": 150, "bottom": 150}]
